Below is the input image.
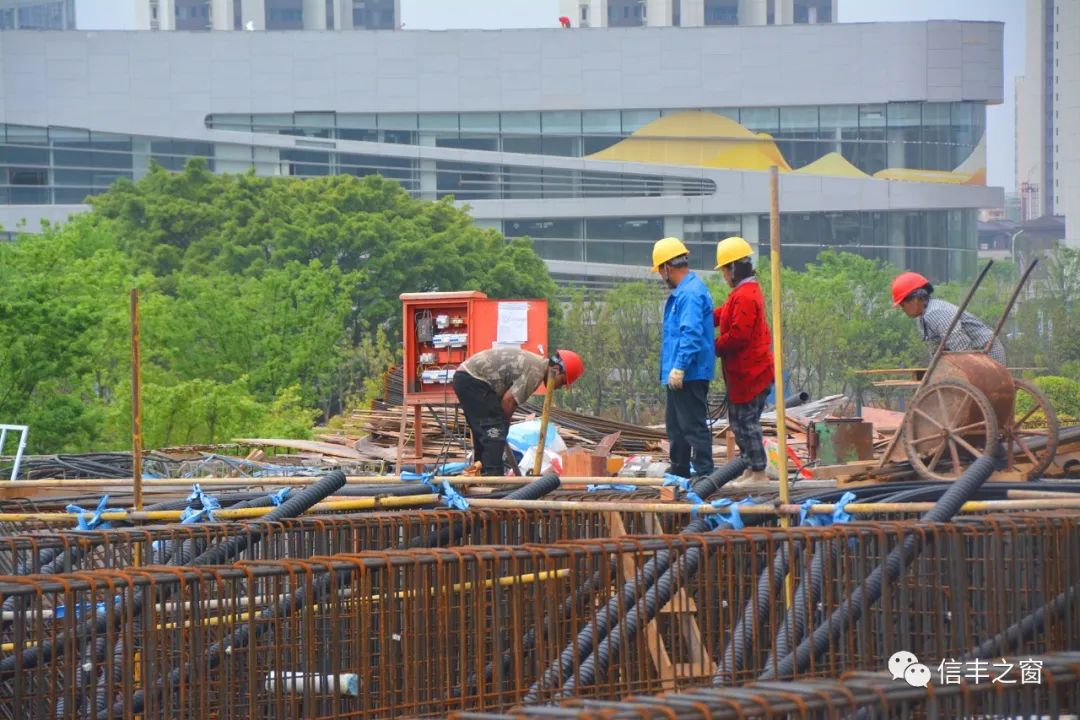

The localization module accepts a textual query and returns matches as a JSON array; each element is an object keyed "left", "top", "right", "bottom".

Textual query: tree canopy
[{"left": 0, "top": 163, "right": 557, "bottom": 453}]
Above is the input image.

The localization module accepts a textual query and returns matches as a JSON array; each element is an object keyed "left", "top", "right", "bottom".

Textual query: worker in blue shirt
[{"left": 652, "top": 237, "right": 716, "bottom": 479}]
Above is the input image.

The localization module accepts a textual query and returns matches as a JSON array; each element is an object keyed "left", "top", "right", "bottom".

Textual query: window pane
[
  {"left": 208, "top": 114, "right": 252, "bottom": 131},
  {"left": 419, "top": 113, "right": 459, "bottom": 132},
  {"left": 460, "top": 113, "right": 500, "bottom": 133},
  {"left": 819, "top": 105, "right": 858, "bottom": 130},
  {"left": 780, "top": 107, "right": 818, "bottom": 131},
  {"left": 741, "top": 107, "right": 779, "bottom": 132},
  {"left": 378, "top": 113, "right": 418, "bottom": 130},
  {"left": 541, "top": 111, "right": 581, "bottom": 135},
  {"left": 621, "top": 110, "right": 660, "bottom": 133},
  {"left": 887, "top": 102, "right": 921, "bottom": 128},
  {"left": 710, "top": 108, "right": 741, "bottom": 122},
  {"left": 338, "top": 114, "right": 378, "bottom": 130},
  {"left": 501, "top": 112, "right": 541, "bottom": 134},
  {"left": 504, "top": 218, "right": 583, "bottom": 239},
  {"left": 585, "top": 217, "right": 663, "bottom": 240},
  {"left": 859, "top": 104, "right": 886, "bottom": 128},
  {"left": 582, "top": 110, "right": 621, "bottom": 133},
  {"left": 252, "top": 113, "right": 293, "bottom": 133}
]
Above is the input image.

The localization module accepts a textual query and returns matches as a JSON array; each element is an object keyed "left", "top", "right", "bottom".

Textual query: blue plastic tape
[
  {"left": 66, "top": 495, "right": 111, "bottom": 531},
  {"left": 587, "top": 484, "right": 637, "bottom": 493}
]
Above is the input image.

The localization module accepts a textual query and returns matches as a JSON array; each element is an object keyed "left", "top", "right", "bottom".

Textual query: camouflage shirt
[{"left": 459, "top": 348, "right": 549, "bottom": 406}]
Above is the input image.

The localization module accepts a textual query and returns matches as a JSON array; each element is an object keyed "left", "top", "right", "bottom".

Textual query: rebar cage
[{"left": 2, "top": 512, "right": 1079, "bottom": 719}]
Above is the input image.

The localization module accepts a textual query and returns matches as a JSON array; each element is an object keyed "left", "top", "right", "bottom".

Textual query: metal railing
[{"left": 0, "top": 425, "right": 28, "bottom": 481}]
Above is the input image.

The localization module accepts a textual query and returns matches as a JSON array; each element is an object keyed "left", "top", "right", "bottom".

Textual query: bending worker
[
  {"left": 653, "top": 237, "right": 715, "bottom": 480},
  {"left": 713, "top": 237, "right": 774, "bottom": 485},
  {"left": 892, "top": 271, "right": 1006, "bottom": 365},
  {"left": 452, "top": 347, "right": 583, "bottom": 476}
]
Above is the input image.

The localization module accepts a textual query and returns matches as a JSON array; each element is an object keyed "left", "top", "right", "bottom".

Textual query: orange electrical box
[{"left": 400, "top": 291, "right": 549, "bottom": 407}]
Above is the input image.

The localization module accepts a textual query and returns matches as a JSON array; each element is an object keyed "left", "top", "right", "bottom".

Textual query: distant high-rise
[
  {"left": 148, "top": 0, "right": 400, "bottom": 31},
  {"left": 0, "top": 0, "right": 400, "bottom": 31},
  {"left": 1015, "top": 0, "right": 1077, "bottom": 245},
  {"left": 0, "top": 0, "right": 75, "bottom": 29},
  {"left": 559, "top": 0, "right": 834, "bottom": 28}
]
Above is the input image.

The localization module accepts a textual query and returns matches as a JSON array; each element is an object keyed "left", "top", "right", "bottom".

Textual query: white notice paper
[{"left": 496, "top": 302, "right": 529, "bottom": 345}]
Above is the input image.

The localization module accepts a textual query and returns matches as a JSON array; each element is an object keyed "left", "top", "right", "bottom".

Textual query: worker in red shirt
[{"left": 713, "top": 237, "right": 774, "bottom": 485}]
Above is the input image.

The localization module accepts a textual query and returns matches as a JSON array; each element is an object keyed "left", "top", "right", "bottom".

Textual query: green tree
[{"left": 0, "top": 224, "right": 132, "bottom": 452}]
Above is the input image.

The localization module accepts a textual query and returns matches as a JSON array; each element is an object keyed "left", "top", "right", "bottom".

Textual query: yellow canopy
[
  {"left": 793, "top": 152, "right": 869, "bottom": 178},
  {"left": 588, "top": 111, "right": 791, "bottom": 171}
]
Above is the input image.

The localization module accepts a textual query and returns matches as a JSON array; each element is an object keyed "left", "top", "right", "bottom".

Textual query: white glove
[{"left": 667, "top": 368, "right": 685, "bottom": 389}]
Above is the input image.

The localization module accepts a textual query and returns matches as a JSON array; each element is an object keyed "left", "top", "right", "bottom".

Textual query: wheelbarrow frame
[{"left": 877, "top": 259, "right": 1059, "bottom": 481}]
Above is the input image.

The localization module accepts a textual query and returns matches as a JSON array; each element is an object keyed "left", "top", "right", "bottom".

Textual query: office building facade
[
  {"left": 0, "top": 0, "right": 399, "bottom": 31},
  {"left": 559, "top": 0, "right": 835, "bottom": 28},
  {"left": 0, "top": 0, "right": 74, "bottom": 29},
  {"left": 0, "top": 21, "right": 1002, "bottom": 283},
  {"left": 1015, "top": 0, "right": 1077, "bottom": 244}
]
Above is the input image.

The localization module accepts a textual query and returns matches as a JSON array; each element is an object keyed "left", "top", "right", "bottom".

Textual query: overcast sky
[{"left": 78, "top": 0, "right": 1026, "bottom": 190}]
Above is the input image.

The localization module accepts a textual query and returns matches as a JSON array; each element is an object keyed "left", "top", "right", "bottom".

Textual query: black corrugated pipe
[
  {"left": 838, "top": 580, "right": 1080, "bottom": 720},
  {"left": 408, "top": 472, "right": 561, "bottom": 549},
  {"left": 524, "top": 458, "right": 748, "bottom": 704},
  {"left": 122, "top": 472, "right": 557, "bottom": 714},
  {"left": 690, "top": 457, "right": 749, "bottom": 500},
  {"left": 761, "top": 455, "right": 995, "bottom": 681},
  {"left": 3, "top": 547, "right": 88, "bottom": 613},
  {"left": 785, "top": 391, "right": 810, "bottom": 408},
  {"left": 962, "top": 579, "right": 1080, "bottom": 662},
  {"left": 143, "top": 490, "right": 268, "bottom": 512},
  {"left": 558, "top": 518, "right": 739, "bottom": 697},
  {"left": 767, "top": 539, "right": 836, "bottom": 670},
  {"left": 458, "top": 557, "right": 620, "bottom": 698},
  {"left": 713, "top": 541, "right": 790, "bottom": 685},
  {"left": 0, "top": 470, "right": 346, "bottom": 676}
]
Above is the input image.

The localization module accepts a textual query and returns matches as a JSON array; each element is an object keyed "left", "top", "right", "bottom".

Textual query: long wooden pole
[
  {"left": 8, "top": 495, "right": 1080, "bottom": 525},
  {"left": 130, "top": 289, "right": 143, "bottom": 512},
  {"left": 0, "top": 493, "right": 440, "bottom": 524},
  {"left": 532, "top": 373, "right": 556, "bottom": 475},
  {"left": 985, "top": 258, "right": 1039, "bottom": 351},
  {"left": 768, "top": 167, "right": 789, "bottom": 508},
  {"left": 0, "top": 475, "right": 693, "bottom": 489},
  {"left": 768, "top": 166, "right": 794, "bottom": 613}
]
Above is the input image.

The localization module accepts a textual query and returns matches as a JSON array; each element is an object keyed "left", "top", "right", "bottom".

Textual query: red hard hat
[
  {"left": 555, "top": 349, "right": 584, "bottom": 386},
  {"left": 891, "top": 271, "right": 932, "bottom": 307}
]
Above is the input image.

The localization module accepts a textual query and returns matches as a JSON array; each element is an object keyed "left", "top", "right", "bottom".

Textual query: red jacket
[{"left": 714, "top": 279, "right": 774, "bottom": 404}]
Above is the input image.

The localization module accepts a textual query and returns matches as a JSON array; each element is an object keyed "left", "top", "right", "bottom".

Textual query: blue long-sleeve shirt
[{"left": 660, "top": 271, "right": 716, "bottom": 383}]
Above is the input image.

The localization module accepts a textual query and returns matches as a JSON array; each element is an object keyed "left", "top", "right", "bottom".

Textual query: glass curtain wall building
[{"left": 0, "top": 22, "right": 1004, "bottom": 283}]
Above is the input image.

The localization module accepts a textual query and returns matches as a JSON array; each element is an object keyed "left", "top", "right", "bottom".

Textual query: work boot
[{"left": 728, "top": 468, "right": 771, "bottom": 488}]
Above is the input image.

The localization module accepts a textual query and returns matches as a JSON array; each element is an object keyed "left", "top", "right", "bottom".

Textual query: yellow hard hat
[
  {"left": 714, "top": 236, "right": 753, "bottom": 270},
  {"left": 651, "top": 237, "right": 690, "bottom": 272}
]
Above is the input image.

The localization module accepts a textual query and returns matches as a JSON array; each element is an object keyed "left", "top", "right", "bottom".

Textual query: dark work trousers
[
  {"left": 665, "top": 380, "right": 714, "bottom": 478},
  {"left": 728, "top": 387, "right": 771, "bottom": 472},
  {"left": 452, "top": 370, "right": 508, "bottom": 476}
]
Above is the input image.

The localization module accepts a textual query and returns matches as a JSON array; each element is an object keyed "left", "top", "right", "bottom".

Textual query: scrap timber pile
[{"left": 337, "top": 366, "right": 872, "bottom": 468}]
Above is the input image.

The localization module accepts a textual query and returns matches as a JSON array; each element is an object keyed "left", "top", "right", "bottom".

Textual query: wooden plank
[
  {"left": 1007, "top": 489, "right": 1080, "bottom": 500},
  {"left": 233, "top": 438, "right": 363, "bottom": 460},
  {"left": 811, "top": 460, "right": 880, "bottom": 480},
  {"left": 854, "top": 368, "right": 925, "bottom": 376},
  {"left": 871, "top": 380, "right": 923, "bottom": 388},
  {"left": 605, "top": 512, "right": 676, "bottom": 686}
]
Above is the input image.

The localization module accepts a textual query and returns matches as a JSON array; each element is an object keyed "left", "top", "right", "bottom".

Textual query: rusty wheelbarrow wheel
[
  {"left": 1005, "top": 378, "right": 1059, "bottom": 480},
  {"left": 903, "top": 379, "right": 1000, "bottom": 481}
]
